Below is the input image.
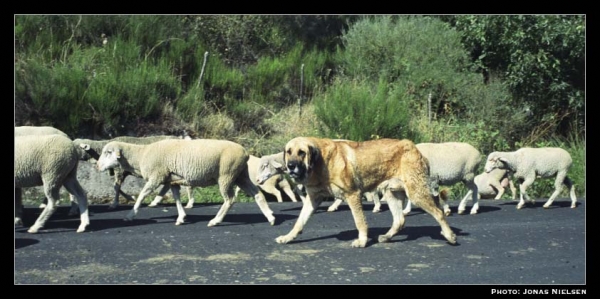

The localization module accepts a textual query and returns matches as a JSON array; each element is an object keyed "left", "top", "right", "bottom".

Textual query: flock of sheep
[{"left": 15, "top": 125, "right": 579, "bottom": 245}]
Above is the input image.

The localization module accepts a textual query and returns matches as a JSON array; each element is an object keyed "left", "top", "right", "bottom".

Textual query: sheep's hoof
[
  {"left": 372, "top": 209, "right": 381, "bottom": 213},
  {"left": 175, "top": 221, "right": 184, "bottom": 226},
  {"left": 76, "top": 227, "right": 87, "bottom": 233},
  {"left": 516, "top": 205, "right": 523, "bottom": 210},
  {"left": 184, "top": 204, "right": 194, "bottom": 209},
  {"left": 14, "top": 219, "right": 23, "bottom": 226},
  {"left": 269, "top": 219, "right": 275, "bottom": 226},
  {"left": 543, "top": 204, "right": 551, "bottom": 209},
  {"left": 27, "top": 227, "right": 40, "bottom": 234},
  {"left": 378, "top": 235, "right": 391, "bottom": 243},
  {"left": 207, "top": 220, "right": 218, "bottom": 227},
  {"left": 327, "top": 207, "right": 337, "bottom": 212},
  {"left": 147, "top": 203, "right": 157, "bottom": 208},
  {"left": 470, "top": 210, "right": 478, "bottom": 215},
  {"left": 351, "top": 239, "right": 367, "bottom": 248}
]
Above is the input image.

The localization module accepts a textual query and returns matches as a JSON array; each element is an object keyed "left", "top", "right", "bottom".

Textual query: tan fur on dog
[{"left": 278, "top": 137, "right": 457, "bottom": 248}]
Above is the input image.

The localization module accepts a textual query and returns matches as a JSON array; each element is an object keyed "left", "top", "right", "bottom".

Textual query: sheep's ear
[
  {"left": 80, "top": 143, "right": 91, "bottom": 151},
  {"left": 499, "top": 157, "right": 509, "bottom": 164},
  {"left": 271, "top": 160, "right": 283, "bottom": 170}
]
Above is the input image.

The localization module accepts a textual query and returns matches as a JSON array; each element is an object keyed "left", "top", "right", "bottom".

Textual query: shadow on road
[
  {"left": 15, "top": 238, "right": 39, "bottom": 249},
  {"left": 15, "top": 218, "right": 159, "bottom": 234},
  {"left": 499, "top": 200, "right": 581, "bottom": 209},
  {"left": 282, "top": 225, "right": 467, "bottom": 248}
]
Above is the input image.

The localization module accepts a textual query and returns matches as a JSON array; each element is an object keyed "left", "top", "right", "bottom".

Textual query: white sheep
[
  {"left": 256, "top": 152, "right": 307, "bottom": 202},
  {"left": 403, "top": 142, "right": 482, "bottom": 216},
  {"left": 15, "top": 126, "right": 69, "bottom": 138},
  {"left": 96, "top": 139, "right": 276, "bottom": 226},
  {"left": 484, "top": 147, "right": 577, "bottom": 209},
  {"left": 15, "top": 134, "right": 90, "bottom": 233},
  {"left": 474, "top": 168, "right": 517, "bottom": 200},
  {"left": 75, "top": 135, "right": 195, "bottom": 210},
  {"left": 15, "top": 126, "right": 79, "bottom": 214}
]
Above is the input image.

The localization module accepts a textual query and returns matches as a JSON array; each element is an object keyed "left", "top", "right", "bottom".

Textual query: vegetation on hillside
[{"left": 15, "top": 15, "right": 585, "bottom": 202}]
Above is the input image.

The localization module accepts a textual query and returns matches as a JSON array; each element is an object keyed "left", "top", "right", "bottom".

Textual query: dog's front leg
[
  {"left": 275, "top": 193, "right": 322, "bottom": 244},
  {"left": 345, "top": 191, "right": 368, "bottom": 248}
]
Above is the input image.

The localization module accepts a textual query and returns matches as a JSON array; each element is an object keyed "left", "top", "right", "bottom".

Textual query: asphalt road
[{"left": 14, "top": 198, "right": 586, "bottom": 285}]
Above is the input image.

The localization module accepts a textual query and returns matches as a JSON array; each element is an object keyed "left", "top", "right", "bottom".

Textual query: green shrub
[{"left": 314, "top": 78, "right": 412, "bottom": 141}]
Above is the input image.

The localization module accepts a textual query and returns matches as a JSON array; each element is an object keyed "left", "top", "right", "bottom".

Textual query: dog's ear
[{"left": 308, "top": 144, "right": 320, "bottom": 171}]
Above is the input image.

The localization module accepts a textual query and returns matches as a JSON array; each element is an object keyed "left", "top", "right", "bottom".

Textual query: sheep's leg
[
  {"left": 184, "top": 186, "right": 195, "bottom": 209},
  {"left": 63, "top": 178, "right": 90, "bottom": 233},
  {"left": 170, "top": 185, "right": 187, "bottom": 225},
  {"left": 67, "top": 194, "right": 80, "bottom": 216},
  {"left": 236, "top": 173, "right": 276, "bottom": 225},
  {"left": 365, "top": 192, "right": 382, "bottom": 213},
  {"left": 276, "top": 193, "right": 323, "bottom": 244},
  {"left": 262, "top": 183, "right": 284, "bottom": 203},
  {"left": 209, "top": 178, "right": 236, "bottom": 227},
  {"left": 517, "top": 176, "right": 535, "bottom": 209},
  {"left": 28, "top": 185, "right": 60, "bottom": 233},
  {"left": 378, "top": 190, "right": 406, "bottom": 243},
  {"left": 459, "top": 188, "right": 479, "bottom": 215},
  {"left": 566, "top": 177, "right": 577, "bottom": 208},
  {"left": 492, "top": 180, "right": 506, "bottom": 200},
  {"left": 125, "top": 180, "right": 160, "bottom": 221},
  {"left": 327, "top": 198, "right": 344, "bottom": 212},
  {"left": 148, "top": 184, "right": 171, "bottom": 207},
  {"left": 508, "top": 179, "right": 517, "bottom": 200},
  {"left": 278, "top": 180, "right": 299, "bottom": 202},
  {"left": 402, "top": 199, "right": 413, "bottom": 215},
  {"left": 542, "top": 173, "right": 574, "bottom": 209},
  {"left": 15, "top": 188, "right": 23, "bottom": 226}
]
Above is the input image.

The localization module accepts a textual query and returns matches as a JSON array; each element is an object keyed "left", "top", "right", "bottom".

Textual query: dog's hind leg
[{"left": 275, "top": 193, "right": 323, "bottom": 244}]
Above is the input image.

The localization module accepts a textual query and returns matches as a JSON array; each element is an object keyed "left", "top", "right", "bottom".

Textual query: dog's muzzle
[{"left": 286, "top": 161, "right": 306, "bottom": 180}]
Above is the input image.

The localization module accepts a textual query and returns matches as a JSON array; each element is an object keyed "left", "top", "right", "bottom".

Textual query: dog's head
[{"left": 284, "top": 137, "right": 320, "bottom": 182}]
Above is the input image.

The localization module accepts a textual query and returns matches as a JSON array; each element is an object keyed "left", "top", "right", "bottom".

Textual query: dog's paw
[
  {"left": 275, "top": 235, "right": 292, "bottom": 244},
  {"left": 378, "top": 235, "right": 391, "bottom": 243},
  {"left": 351, "top": 239, "right": 367, "bottom": 248}
]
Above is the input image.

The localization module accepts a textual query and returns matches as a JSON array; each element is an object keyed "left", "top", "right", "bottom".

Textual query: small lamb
[
  {"left": 484, "top": 147, "right": 577, "bottom": 209},
  {"left": 474, "top": 168, "right": 517, "bottom": 200},
  {"left": 15, "top": 134, "right": 90, "bottom": 233},
  {"left": 96, "top": 139, "right": 276, "bottom": 226}
]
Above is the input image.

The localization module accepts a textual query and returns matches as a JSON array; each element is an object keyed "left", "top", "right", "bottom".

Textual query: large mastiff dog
[{"left": 279, "top": 137, "right": 457, "bottom": 248}]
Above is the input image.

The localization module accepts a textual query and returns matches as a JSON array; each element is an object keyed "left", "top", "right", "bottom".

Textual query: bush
[{"left": 313, "top": 78, "right": 412, "bottom": 141}]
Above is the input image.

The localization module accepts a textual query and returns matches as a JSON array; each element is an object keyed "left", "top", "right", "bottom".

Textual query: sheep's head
[
  {"left": 96, "top": 143, "right": 122, "bottom": 172},
  {"left": 484, "top": 153, "right": 509, "bottom": 173},
  {"left": 256, "top": 156, "right": 284, "bottom": 185}
]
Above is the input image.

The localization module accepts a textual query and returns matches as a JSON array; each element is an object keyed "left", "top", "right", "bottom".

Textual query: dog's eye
[
  {"left": 298, "top": 150, "right": 305, "bottom": 157},
  {"left": 286, "top": 149, "right": 292, "bottom": 155}
]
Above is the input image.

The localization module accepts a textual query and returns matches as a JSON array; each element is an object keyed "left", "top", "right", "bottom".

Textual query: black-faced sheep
[
  {"left": 474, "top": 168, "right": 517, "bottom": 200},
  {"left": 15, "top": 135, "right": 90, "bottom": 233},
  {"left": 96, "top": 139, "right": 276, "bottom": 226},
  {"left": 484, "top": 147, "right": 578, "bottom": 209}
]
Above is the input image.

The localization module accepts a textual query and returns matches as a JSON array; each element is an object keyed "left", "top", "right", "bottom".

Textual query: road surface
[{"left": 15, "top": 198, "right": 586, "bottom": 286}]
